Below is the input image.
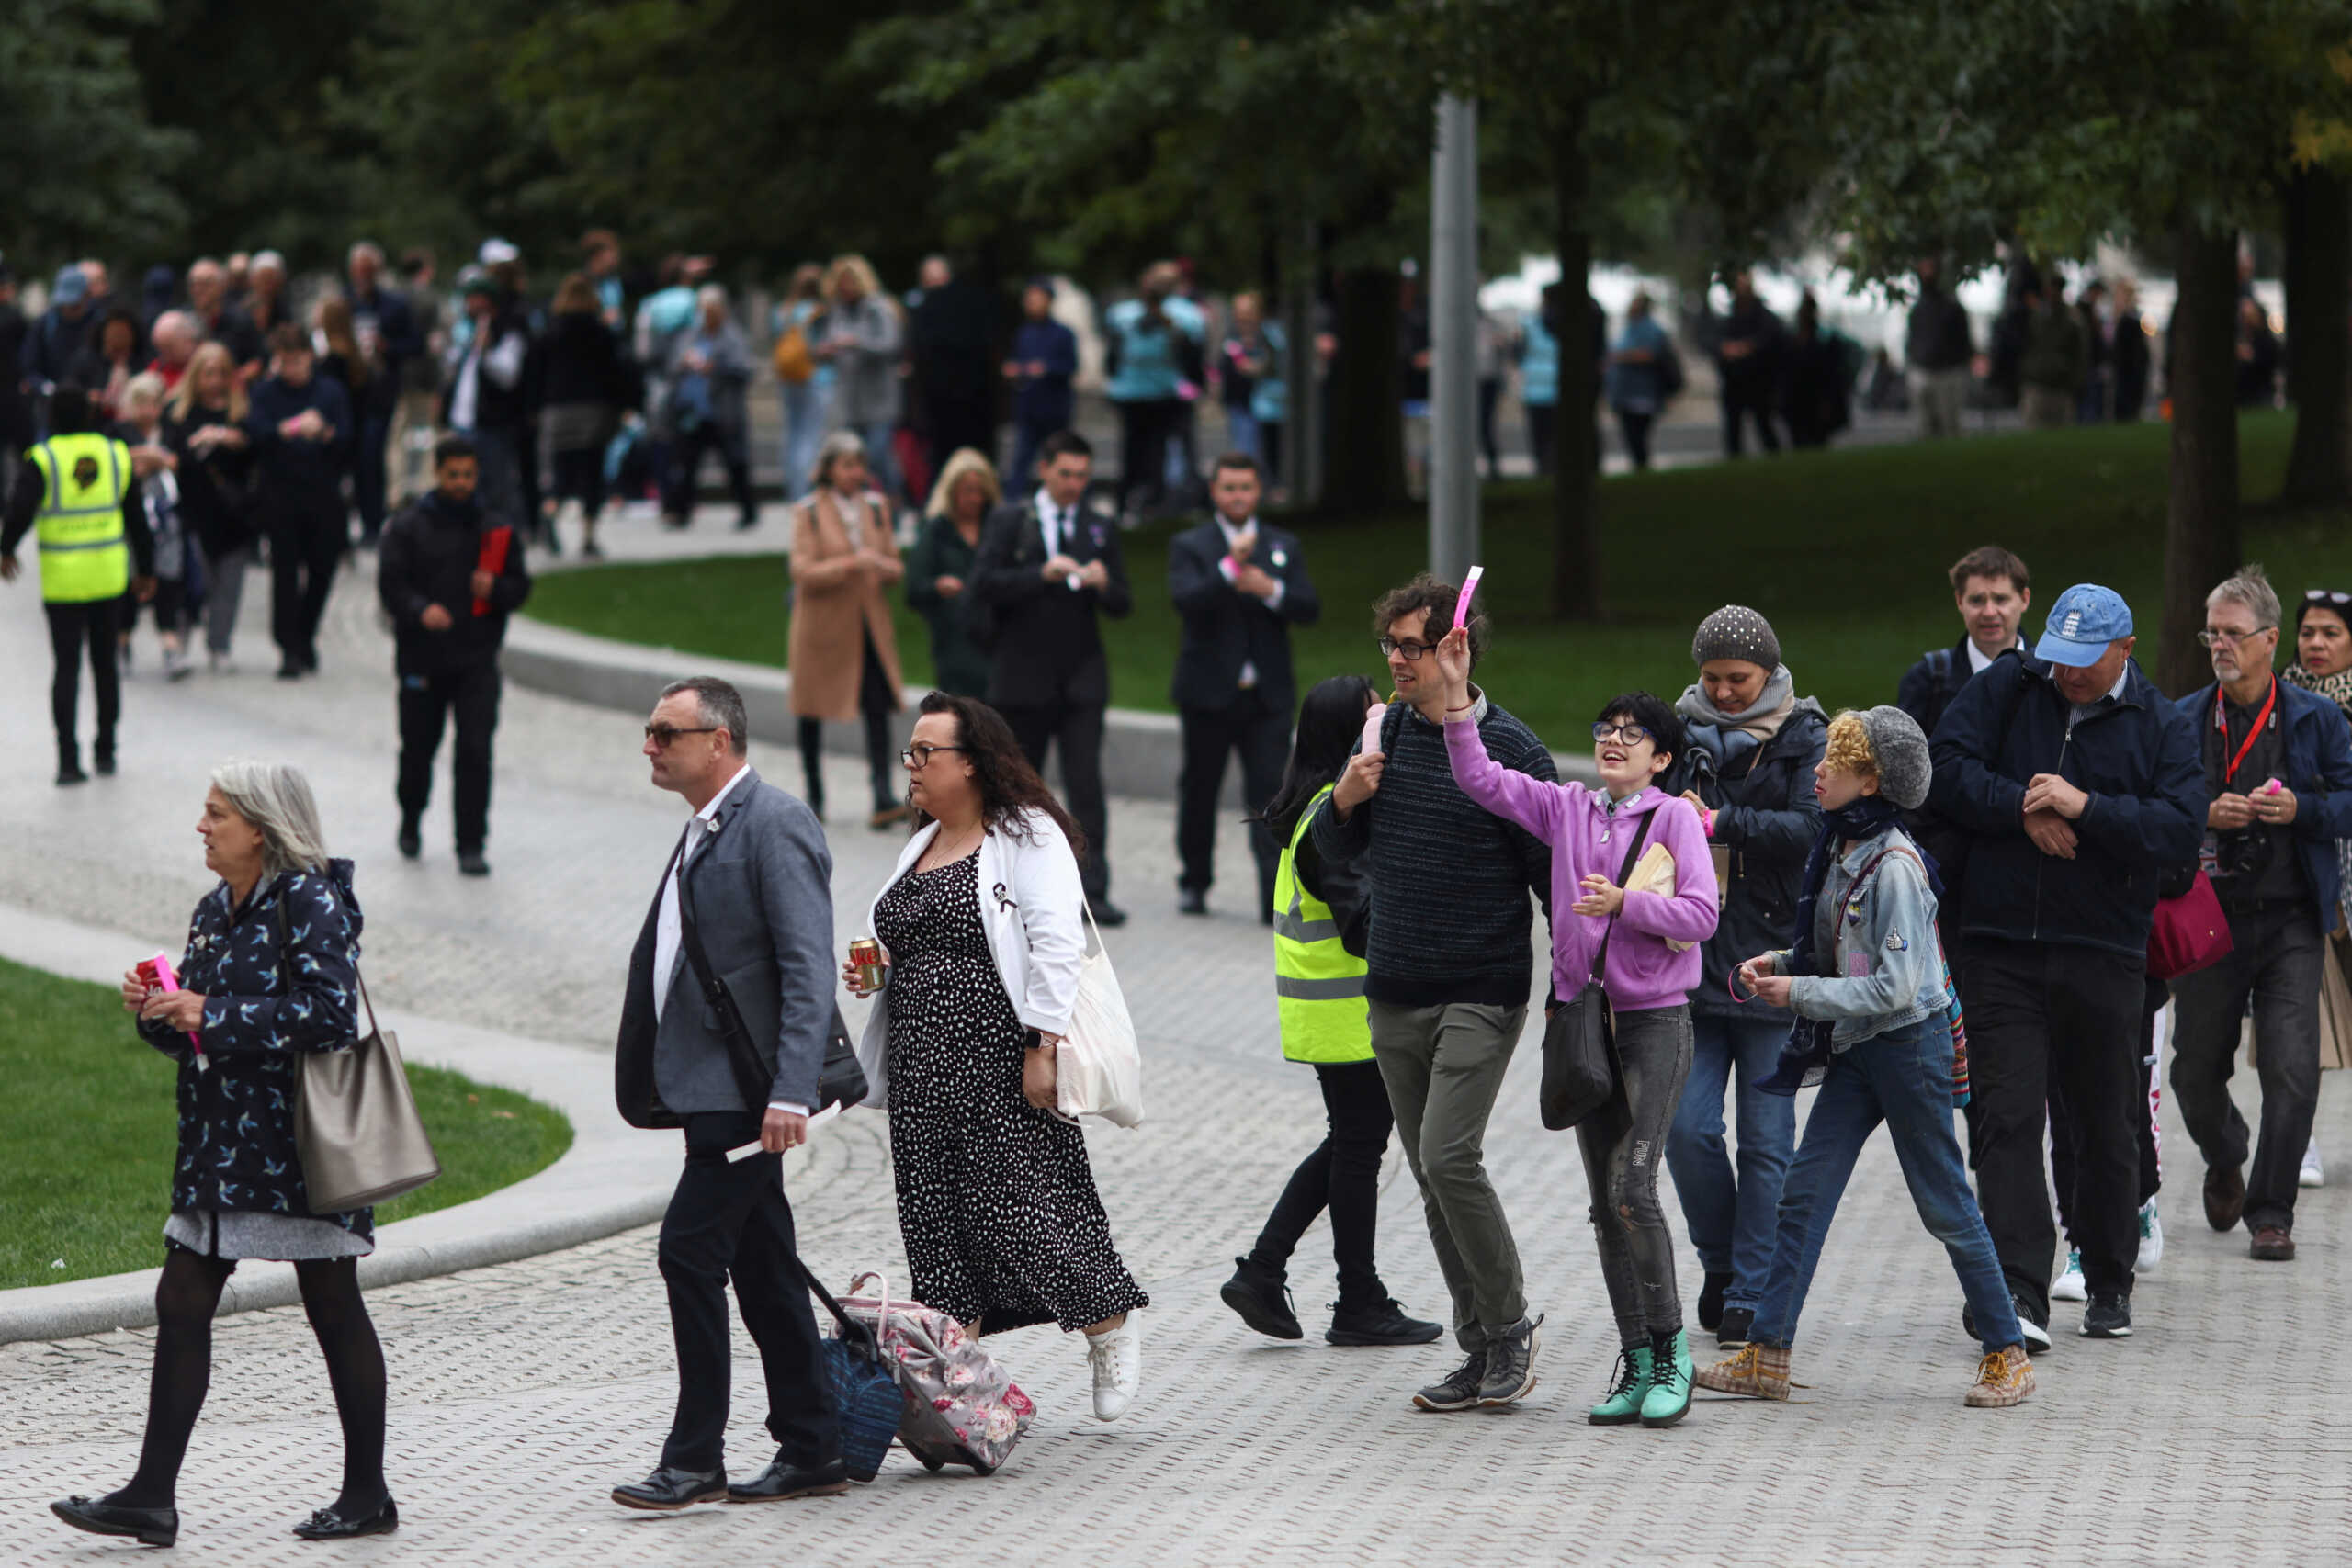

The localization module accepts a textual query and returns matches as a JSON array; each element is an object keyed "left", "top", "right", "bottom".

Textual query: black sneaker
[
  {"left": 1963, "top": 1292, "right": 2052, "bottom": 1354},
  {"left": 1411, "top": 1347, "right": 1488, "bottom": 1412},
  {"left": 1697, "top": 1270, "right": 1731, "bottom": 1334},
  {"left": 1715, "top": 1306, "right": 1755, "bottom": 1348},
  {"left": 1217, "top": 1257, "right": 1302, "bottom": 1341},
  {"left": 1476, "top": 1313, "right": 1543, "bottom": 1406},
  {"left": 457, "top": 851, "right": 491, "bottom": 877},
  {"left": 2080, "top": 1292, "right": 2132, "bottom": 1338},
  {"left": 1327, "top": 1297, "right": 1445, "bottom": 1347},
  {"left": 397, "top": 821, "right": 422, "bottom": 860}
]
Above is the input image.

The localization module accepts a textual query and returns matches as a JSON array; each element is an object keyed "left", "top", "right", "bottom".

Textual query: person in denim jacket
[{"left": 1695, "top": 707, "right": 2038, "bottom": 1411}]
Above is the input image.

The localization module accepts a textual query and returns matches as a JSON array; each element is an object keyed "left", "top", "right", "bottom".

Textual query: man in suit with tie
[
  {"left": 1168, "top": 452, "right": 1321, "bottom": 919},
  {"left": 973, "top": 429, "right": 1133, "bottom": 924},
  {"left": 611, "top": 675, "right": 844, "bottom": 1511}
]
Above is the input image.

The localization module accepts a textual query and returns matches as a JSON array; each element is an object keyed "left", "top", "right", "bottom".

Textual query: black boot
[
  {"left": 56, "top": 743, "right": 87, "bottom": 786},
  {"left": 1697, "top": 1271, "right": 1733, "bottom": 1334},
  {"left": 1218, "top": 1256, "right": 1302, "bottom": 1340},
  {"left": 1327, "top": 1295, "right": 1445, "bottom": 1347},
  {"left": 94, "top": 734, "right": 116, "bottom": 776}
]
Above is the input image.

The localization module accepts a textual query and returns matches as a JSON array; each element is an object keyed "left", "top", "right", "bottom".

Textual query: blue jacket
[
  {"left": 1928, "top": 654, "right": 2204, "bottom": 957},
  {"left": 2174, "top": 678, "right": 2352, "bottom": 931},
  {"left": 1011, "top": 318, "right": 1078, "bottom": 428},
  {"left": 1770, "top": 822, "right": 1949, "bottom": 1050}
]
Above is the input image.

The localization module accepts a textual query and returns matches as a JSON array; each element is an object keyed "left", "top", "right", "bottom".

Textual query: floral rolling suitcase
[{"left": 834, "top": 1270, "right": 1035, "bottom": 1475}]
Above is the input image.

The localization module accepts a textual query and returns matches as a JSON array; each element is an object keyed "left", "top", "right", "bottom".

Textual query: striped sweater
[{"left": 1311, "top": 690, "right": 1555, "bottom": 1006}]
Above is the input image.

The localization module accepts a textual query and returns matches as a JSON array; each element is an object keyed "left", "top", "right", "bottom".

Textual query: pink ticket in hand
[
  {"left": 1453, "top": 566, "right": 1484, "bottom": 629},
  {"left": 143, "top": 951, "right": 207, "bottom": 1070},
  {"left": 1360, "top": 701, "right": 1387, "bottom": 758}
]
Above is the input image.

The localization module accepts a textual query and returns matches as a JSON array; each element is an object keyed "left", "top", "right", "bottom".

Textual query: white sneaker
[
  {"left": 2136, "top": 1199, "right": 2164, "bottom": 1273},
  {"left": 2301, "top": 1138, "right": 2324, "bottom": 1189},
  {"left": 1085, "top": 1313, "right": 1141, "bottom": 1422},
  {"left": 2051, "top": 1250, "right": 2087, "bottom": 1303}
]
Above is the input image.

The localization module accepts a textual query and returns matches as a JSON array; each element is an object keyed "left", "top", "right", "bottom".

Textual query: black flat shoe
[
  {"left": 613, "top": 1466, "right": 729, "bottom": 1511},
  {"left": 293, "top": 1496, "right": 399, "bottom": 1540},
  {"left": 727, "top": 1453, "right": 848, "bottom": 1503},
  {"left": 51, "top": 1494, "right": 178, "bottom": 1548}
]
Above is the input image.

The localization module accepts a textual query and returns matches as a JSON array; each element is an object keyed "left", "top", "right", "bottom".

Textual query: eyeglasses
[
  {"left": 644, "top": 724, "right": 721, "bottom": 747},
  {"left": 1377, "top": 637, "right": 1442, "bottom": 661},
  {"left": 2196, "top": 626, "right": 2276, "bottom": 648},
  {"left": 899, "top": 744, "right": 969, "bottom": 768},
  {"left": 1592, "top": 722, "right": 1653, "bottom": 744}
]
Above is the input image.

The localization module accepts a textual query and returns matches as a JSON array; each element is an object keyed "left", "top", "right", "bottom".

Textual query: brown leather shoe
[
  {"left": 2204, "top": 1163, "right": 2246, "bottom": 1232},
  {"left": 2250, "top": 1225, "right": 2296, "bottom": 1261}
]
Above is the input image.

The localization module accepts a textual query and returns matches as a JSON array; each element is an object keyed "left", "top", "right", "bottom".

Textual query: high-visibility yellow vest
[
  {"left": 27, "top": 434, "right": 133, "bottom": 604},
  {"left": 1272, "top": 784, "right": 1373, "bottom": 1064}
]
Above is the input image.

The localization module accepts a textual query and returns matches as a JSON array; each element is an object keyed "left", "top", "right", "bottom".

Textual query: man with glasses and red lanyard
[{"left": 2168, "top": 568, "right": 2352, "bottom": 1264}]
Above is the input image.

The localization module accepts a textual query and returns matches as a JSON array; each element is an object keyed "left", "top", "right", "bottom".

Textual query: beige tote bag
[{"left": 296, "top": 976, "right": 442, "bottom": 1213}]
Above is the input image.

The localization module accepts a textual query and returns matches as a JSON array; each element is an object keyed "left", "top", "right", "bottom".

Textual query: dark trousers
[
  {"left": 1010, "top": 416, "right": 1061, "bottom": 496},
  {"left": 797, "top": 631, "right": 899, "bottom": 815},
  {"left": 665, "top": 422, "right": 756, "bottom": 525},
  {"left": 1176, "top": 689, "right": 1288, "bottom": 910},
  {"left": 468, "top": 426, "right": 525, "bottom": 532},
  {"left": 550, "top": 446, "right": 607, "bottom": 519},
  {"left": 1249, "top": 1059, "right": 1396, "bottom": 1306},
  {"left": 1003, "top": 700, "right": 1110, "bottom": 901},
  {"left": 2169, "top": 903, "right": 2325, "bottom": 1233},
  {"left": 1114, "top": 397, "right": 1182, "bottom": 516},
  {"left": 397, "top": 661, "right": 501, "bottom": 852},
  {"left": 268, "top": 509, "right": 345, "bottom": 668},
  {"left": 1720, "top": 381, "right": 1781, "bottom": 456},
  {"left": 1526, "top": 402, "right": 1557, "bottom": 476},
  {"left": 354, "top": 412, "right": 391, "bottom": 544},
  {"left": 1615, "top": 408, "right": 1656, "bottom": 469},
  {"left": 924, "top": 392, "right": 996, "bottom": 479},
  {"left": 1476, "top": 377, "right": 1501, "bottom": 476},
  {"left": 45, "top": 597, "right": 121, "bottom": 753},
  {"left": 658, "top": 1111, "right": 839, "bottom": 1473},
  {"left": 2052, "top": 975, "right": 2165, "bottom": 1244},
  {"left": 1961, "top": 937, "right": 2146, "bottom": 1316}
]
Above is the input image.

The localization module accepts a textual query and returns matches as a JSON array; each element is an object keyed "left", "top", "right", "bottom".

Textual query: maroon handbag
[{"left": 2148, "top": 871, "right": 2233, "bottom": 980}]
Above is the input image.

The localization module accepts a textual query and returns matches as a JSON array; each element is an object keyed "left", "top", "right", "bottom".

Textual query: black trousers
[
  {"left": 45, "top": 597, "right": 121, "bottom": 753},
  {"left": 797, "top": 631, "right": 899, "bottom": 815},
  {"left": 1250, "top": 1059, "right": 1396, "bottom": 1306},
  {"left": 664, "top": 422, "right": 756, "bottom": 525},
  {"left": 1002, "top": 700, "right": 1110, "bottom": 901},
  {"left": 550, "top": 445, "right": 607, "bottom": 519},
  {"left": 2052, "top": 975, "right": 2166, "bottom": 1245},
  {"left": 1175, "top": 689, "right": 1288, "bottom": 911},
  {"left": 397, "top": 661, "right": 502, "bottom": 852},
  {"left": 1720, "top": 382, "right": 1781, "bottom": 456},
  {"left": 1114, "top": 397, "right": 1182, "bottom": 515},
  {"left": 658, "top": 1111, "right": 839, "bottom": 1473},
  {"left": 1961, "top": 937, "right": 2146, "bottom": 1316},
  {"left": 268, "top": 508, "right": 345, "bottom": 667},
  {"left": 1615, "top": 408, "right": 1657, "bottom": 469}
]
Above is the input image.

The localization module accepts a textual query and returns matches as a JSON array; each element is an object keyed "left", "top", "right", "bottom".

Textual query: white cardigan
[{"left": 852, "top": 807, "right": 1089, "bottom": 1110}]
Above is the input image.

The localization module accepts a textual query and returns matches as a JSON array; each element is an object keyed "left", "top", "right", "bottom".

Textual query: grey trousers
[
  {"left": 1578, "top": 1004, "right": 1693, "bottom": 1349},
  {"left": 1369, "top": 999, "right": 1528, "bottom": 1350},
  {"left": 2169, "top": 903, "right": 2324, "bottom": 1233},
  {"left": 200, "top": 545, "right": 251, "bottom": 656}
]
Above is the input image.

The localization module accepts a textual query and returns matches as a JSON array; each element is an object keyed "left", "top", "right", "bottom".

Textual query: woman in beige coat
[{"left": 790, "top": 430, "right": 910, "bottom": 828}]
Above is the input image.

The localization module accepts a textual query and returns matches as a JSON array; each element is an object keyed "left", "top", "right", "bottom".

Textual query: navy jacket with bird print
[{"left": 136, "top": 860, "right": 368, "bottom": 1233}]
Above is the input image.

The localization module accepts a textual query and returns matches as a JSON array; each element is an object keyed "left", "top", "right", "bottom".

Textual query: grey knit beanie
[
  {"left": 1691, "top": 604, "right": 1781, "bottom": 670},
  {"left": 1858, "top": 705, "right": 1932, "bottom": 809}
]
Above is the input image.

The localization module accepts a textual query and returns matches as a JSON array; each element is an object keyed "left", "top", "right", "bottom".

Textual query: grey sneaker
[
  {"left": 1476, "top": 1313, "right": 1544, "bottom": 1406},
  {"left": 1410, "top": 1348, "right": 1488, "bottom": 1412}
]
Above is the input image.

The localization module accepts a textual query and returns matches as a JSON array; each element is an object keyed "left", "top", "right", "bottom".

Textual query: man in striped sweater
[{"left": 1313, "top": 572, "right": 1555, "bottom": 1411}]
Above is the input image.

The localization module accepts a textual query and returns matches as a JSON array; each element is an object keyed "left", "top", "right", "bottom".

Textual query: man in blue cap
[
  {"left": 22, "top": 265, "right": 97, "bottom": 410},
  {"left": 1928, "top": 583, "right": 2203, "bottom": 1344}
]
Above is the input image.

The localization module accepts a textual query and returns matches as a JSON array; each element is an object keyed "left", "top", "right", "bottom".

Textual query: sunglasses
[
  {"left": 644, "top": 724, "right": 720, "bottom": 748},
  {"left": 2306, "top": 589, "right": 2352, "bottom": 606}
]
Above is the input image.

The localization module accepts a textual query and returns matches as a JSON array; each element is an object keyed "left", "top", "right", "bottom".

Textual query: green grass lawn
[
  {"left": 526, "top": 412, "right": 2352, "bottom": 747},
  {"left": 0, "top": 956, "right": 572, "bottom": 1290}
]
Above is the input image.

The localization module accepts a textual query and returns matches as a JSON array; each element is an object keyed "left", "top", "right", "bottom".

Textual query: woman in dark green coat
[{"left": 907, "top": 447, "right": 1000, "bottom": 698}]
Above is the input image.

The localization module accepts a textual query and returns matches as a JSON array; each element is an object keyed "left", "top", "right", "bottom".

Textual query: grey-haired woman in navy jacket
[{"left": 51, "top": 762, "right": 398, "bottom": 1550}]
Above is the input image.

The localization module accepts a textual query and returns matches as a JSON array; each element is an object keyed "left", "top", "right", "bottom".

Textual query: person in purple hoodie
[{"left": 1433, "top": 629, "right": 1719, "bottom": 1428}]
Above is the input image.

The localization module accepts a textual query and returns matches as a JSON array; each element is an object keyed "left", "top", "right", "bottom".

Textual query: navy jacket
[
  {"left": 246, "top": 372, "right": 355, "bottom": 518},
  {"left": 1010, "top": 318, "right": 1078, "bottom": 429},
  {"left": 2174, "top": 678, "right": 2352, "bottom": 931},
  {"left": 1166, "top": 518, "right": 1319, "bottom": 715},
  {"left": 1928, "top": 654, "right": 2204, "bottom": 957},
  {"left": 1668, "top": 704, "right": 1828, "bottom": 1020}
]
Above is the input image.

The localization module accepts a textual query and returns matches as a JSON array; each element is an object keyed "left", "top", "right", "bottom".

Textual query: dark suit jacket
[
  {"left": 1167, "top": 518, "right": 1319, "bottom": 714},
  {"left": 616, "top": 769, "right": 835, "bottom": 1128},
  {"left": 972, "top": 496, "right": 1132, "bottom": 709}
]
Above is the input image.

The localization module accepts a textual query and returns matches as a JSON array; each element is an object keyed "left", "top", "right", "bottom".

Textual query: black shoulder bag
[
  {"left": 673, "top": 838, "right": 868, "bottom": 1114},
  {"left": 1539, "top": 808, "right": 1655, "bottom": 1133}
]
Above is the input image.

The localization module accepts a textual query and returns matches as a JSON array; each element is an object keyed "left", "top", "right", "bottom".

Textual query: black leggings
[
  {"left": 798, "top": 631, "right": 899, "bottom": 815},
  {"left": 1579, "top": 1005, "right": 1694, "bottom": 1348},
  {"left": 1248, "top": 1059, "right": 1396, "bottom": 1308},
  {"left": 113, "top": 1246, "right": 389, "bottom": 1515},
  {"left": 46, "top": 597, "right": 121, "bottom": 752}
]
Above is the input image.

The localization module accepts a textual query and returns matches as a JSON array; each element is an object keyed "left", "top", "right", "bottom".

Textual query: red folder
[{"left": 472, "top": 526, "right": 512, "bottom": 616}]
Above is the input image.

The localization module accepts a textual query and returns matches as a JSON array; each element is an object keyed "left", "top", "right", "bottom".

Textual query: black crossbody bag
[{"left": 1539, "top": 809, "right": 1654, "bottom": 1133}]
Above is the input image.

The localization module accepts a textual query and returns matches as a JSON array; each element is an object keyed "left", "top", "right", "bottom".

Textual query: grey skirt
[{"left": 164, "top": 1208, "right": 373, "bottom": 1262}]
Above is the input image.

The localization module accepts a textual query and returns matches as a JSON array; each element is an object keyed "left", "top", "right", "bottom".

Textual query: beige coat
[{"left": 787, "top": 488, "right": 905, "bottom": 720}]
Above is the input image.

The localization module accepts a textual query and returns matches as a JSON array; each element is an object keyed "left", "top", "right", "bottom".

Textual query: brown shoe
[
  {"left": 866, "top": 803, "right": 914, "bottom": 832},
  {"left": 1964, "top": 1345, "right": 2036, "bottom": 1407},
  {"left": 2203, "top": 1163, "right": 2246, "bottom": 1232},
  {"left": 1692, "top": 1341, "right": 1791, "bottom": 1400},
  {"left": 2250, "top": 1225, "right": 2296, "bottom": 1261}
]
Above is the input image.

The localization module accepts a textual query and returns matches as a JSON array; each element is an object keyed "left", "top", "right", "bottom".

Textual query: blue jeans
[
  {"left": 1224, "top": 408, "right": 1261, "bottom": 463},
  {"left": 1666, "top": 1011, "right": 1796, "bottom": 1308},
  {"left": 1749, "top": 1018, "right": 2023, "bottom": 1354},
  {"left": 858, "top": 420, "right": 900, "bottom": 502},
  {"left": 778, "top": 379, "right": 829, "bottom": 502}
]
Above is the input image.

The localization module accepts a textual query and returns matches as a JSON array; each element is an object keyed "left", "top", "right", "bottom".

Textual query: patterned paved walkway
[{"left": 0, "top": 518, "right": 2343, "bottom": 1564}]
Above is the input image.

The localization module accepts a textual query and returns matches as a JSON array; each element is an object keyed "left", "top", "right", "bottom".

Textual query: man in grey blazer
[{"left": 611, "top": 675, "right": 845, "bottom": 1510}]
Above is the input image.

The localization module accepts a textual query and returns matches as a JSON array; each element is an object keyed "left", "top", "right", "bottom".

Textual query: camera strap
[{"left": 2214, "top": 677, "right": 2278, "bottom": 788}]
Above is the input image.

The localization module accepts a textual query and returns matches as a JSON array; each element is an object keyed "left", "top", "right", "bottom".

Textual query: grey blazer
[{"left": 616, "top": 769, "right": 836, "bottom": 1128}]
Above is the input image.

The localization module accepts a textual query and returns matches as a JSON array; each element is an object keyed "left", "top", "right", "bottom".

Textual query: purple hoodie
[{"left": 1445, "top": 719, "right": 1719, "bottom": 1011}]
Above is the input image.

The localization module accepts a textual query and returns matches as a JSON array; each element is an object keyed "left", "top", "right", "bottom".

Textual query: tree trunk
[
  {"left": 1326, "top": 264, "right": 1408, "bottom": 515},
  {"left": 1549, "top": 100, "right": 1602, "bottom": 621},
  {"left": 2281, "top": 164, "right": 2352, "bottom": 508},
  {"left": 2162, "top": 222, "right": 2244, "bottom": 694}
]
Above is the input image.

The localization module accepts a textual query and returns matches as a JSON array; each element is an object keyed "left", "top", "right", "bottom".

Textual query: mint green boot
[
  {"left": 1588, "top": 1344, "right": 1653, "bottom": 1426},
  {"left": 1640, "top": 1329, "right": 1692, "bottom": 1427}
]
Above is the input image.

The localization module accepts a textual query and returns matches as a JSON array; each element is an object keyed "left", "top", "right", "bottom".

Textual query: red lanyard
[{"left": 2214, "top": 678, "right": 2278, "bottom": 787}]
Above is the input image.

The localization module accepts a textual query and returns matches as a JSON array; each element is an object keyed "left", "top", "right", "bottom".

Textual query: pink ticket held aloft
[
  {"left": 1360, "top": 701, "right": 1388, "bottom": 758},
  {"left": 1453, "top": 566, "right": 1485, "bottom": 629}
]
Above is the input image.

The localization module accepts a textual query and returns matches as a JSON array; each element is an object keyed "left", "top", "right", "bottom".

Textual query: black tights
[{"left": 114, "top": 1247, "right": 389, "bottom": 1514}]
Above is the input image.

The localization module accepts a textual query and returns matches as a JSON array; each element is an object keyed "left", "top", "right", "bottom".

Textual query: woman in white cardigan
[{"left": 844, "top": 692, "right": 1148, "bottom": 1420}]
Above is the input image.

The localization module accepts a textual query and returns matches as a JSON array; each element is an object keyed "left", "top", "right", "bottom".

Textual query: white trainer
[
  {"left": 2051, "top": 1250, "right": 2087, "bottom": 1303},
  {"left": 2136, "top": 1198, "right": 2164, "bottom": 1273},
  {"left": 2301, "top": 1138, "right": 2324, "bottom": 1189},
  {"left": 1085, "top": 1313, "right": 1142, "bottom": 1422}
]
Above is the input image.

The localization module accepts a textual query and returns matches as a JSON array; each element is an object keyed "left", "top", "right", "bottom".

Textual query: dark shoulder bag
[{"left": 1539, "top": 810, "right": 1655, "bottom": 1133}]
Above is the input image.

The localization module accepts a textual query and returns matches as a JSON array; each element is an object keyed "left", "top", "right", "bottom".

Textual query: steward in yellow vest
[{"left": 1, "top": 384, "right": 154, "bottom": 784}]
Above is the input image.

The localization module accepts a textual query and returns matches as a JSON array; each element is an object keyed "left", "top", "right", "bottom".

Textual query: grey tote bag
[{"left": 295, "top": 976, "right": 442, "bottom": 1213}]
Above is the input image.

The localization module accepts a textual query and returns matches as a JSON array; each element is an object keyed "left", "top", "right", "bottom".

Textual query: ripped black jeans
[{"left": 1577, "top": 1004, "right": 1694, "bottom": 1348}]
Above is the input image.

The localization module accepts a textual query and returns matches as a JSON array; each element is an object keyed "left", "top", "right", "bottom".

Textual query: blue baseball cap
[
  {"left": 51, "top": 265, "right": 88, "bottom": 305},
  {"left": 2034, "top": 583, "right": 2134, "bottom": 667}
]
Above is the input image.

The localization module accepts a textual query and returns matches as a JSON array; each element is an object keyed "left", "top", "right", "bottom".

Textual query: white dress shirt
[
  {"left": 1215, "top": 514, "right": 1283, "bottom": 690},
  {"left": 1032, "top": 487, "right": 1084, "bottom": 589},
  {"left": 1965, "top": 634, "right": 2021, "bottom": 675}
]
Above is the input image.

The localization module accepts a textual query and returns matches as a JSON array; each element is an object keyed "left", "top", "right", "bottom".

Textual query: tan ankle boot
[
  {"left": 1693, "top": 1341, "right": 1790, "bottom": 1400},
  {"left": 1964, "top": 1344, "right": 2035, "bottom": 1407}
]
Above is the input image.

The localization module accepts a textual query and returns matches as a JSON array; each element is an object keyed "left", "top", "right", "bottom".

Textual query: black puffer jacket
[
  {"left": 1668, "top": 701, "right": 1828, "bottom": 1019},
  {"left": 376, "top": 488, "right": 533, "bottom": 676}
]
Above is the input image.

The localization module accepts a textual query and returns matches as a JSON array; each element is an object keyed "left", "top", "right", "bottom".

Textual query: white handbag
[{"left": 1054, "top": 903, "right": 1144, "bottom": 1128}]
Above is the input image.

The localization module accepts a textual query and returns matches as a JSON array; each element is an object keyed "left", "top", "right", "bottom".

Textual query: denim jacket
[{"left": 1769, "top": 822, "right": 1947, "bottom": 1050}]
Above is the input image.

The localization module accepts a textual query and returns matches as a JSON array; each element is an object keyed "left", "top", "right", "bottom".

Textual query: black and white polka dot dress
[{"left": 876, "top": 852, "right": 1148, "bottom": 1335}]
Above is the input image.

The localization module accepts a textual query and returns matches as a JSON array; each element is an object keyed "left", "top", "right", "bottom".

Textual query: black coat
[
  {"left": 376, "top": 488, "right": 533, "bottom": 676},
  {"left": 540, "top": 312, "right": 633, "bottom": 408},
  {"left": 163, "top": 408, "right": 260, "bottom": 558},
  {"left": 1166, "top": 518, "right": 1320, "bottom": 714},
  {"left": 972, "top": 496, "right": 1132, "bottom": 709},
  {"left": 1668, "top": 704, "right": 1828, "bottom": 1018}
]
